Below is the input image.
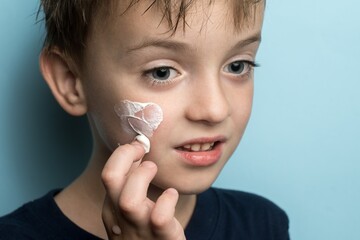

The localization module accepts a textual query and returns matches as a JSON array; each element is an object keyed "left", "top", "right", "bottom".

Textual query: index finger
[{"left": 101, "top": 141, "right": 146, "bottom": 203}]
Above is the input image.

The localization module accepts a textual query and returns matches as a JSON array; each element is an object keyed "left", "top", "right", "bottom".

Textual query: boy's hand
[{"left": 101, "top": 142, "right": 186, "bottom": 240}]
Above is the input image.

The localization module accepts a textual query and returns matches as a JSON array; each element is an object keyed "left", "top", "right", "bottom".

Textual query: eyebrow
[
  {"left": 126, "top": 32, "right": 262, "bottom": 54},
  {"left": 231, "top": 33, "right": 262, "bottom": 51},
  {"left": 126, "top": 38, "right": 189, "bottom": 54}
]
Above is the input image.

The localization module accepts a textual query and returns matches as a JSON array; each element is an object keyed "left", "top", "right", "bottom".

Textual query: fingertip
[
  {"left": 140, "top": 160, "right": 157, "bottom": 169},
  {"left": 130, "top": 140, "right": 147, "bottom": 155},
  {"left": 113, "top": 141, "right": 146, "bottom": 160},
  {"left": 135, "top": 134, "right": 150, "bottom": 153},
  {"left": 151, "top": 188, "right": 183, "bottom": 238},
  {"left": 152, "top": 188, "right": 179, "bottom": 222},
  {"left": 164, "top": 188, "right": 179, "bottom": 198}
]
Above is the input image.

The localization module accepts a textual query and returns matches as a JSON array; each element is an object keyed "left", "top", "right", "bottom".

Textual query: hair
[{"left": 39, "top": 0, "right": 264, "bottom": 63}]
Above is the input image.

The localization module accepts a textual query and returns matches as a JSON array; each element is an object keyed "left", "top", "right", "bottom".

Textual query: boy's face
[{"left": 81, "top": 1, "right": 264, "bottom": 193}]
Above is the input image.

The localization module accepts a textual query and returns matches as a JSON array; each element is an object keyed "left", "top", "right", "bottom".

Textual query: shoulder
[
  {"left": 210, "top": 187, "right": 290, "bottom": 239},
  {"left": 0, "top": 225, "right": 34, "bottom": 240},
  {"left": 212, "top": 187, "right": 288, "bottom": 216},
  {"left": 0, "top": 207, "right": 38, "bottom": 240},
  {"left": 0, "top": 190, "right": 61, "bottom": 240}
]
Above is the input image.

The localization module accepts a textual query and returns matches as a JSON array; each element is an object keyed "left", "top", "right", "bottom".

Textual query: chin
[
  {"left": 176, "top": 184, "right": 214, "bottom": 195},
  {"left": 152, "top": 172, "right": 220, "bottom": 195}
]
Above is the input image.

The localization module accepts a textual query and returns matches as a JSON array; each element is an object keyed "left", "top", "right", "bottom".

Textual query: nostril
[{"left": 185, "top": 93, "right": 231, "bottom": 124}]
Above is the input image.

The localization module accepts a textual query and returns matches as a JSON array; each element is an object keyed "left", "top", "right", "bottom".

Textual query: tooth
[
  {"left": 210, "top": 142, "right": 215, "bottom": 147},
  {"left": 183, "top": 144, "right": 191, "bottom": 149},
  {"left": 190, "top": 144, "right": 201, "bottom": 151},
  {"left": 201, "top": 143, "right": 211, "bottom": 151}
]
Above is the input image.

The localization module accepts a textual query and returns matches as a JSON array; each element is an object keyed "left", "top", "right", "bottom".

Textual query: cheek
[
  {"left": 85, "top": 90, "right": 134, "bottom": 149},
  {"left": 89, "top": 108, "right": 135, "bottom": 151},
  {"left": 145, "top": 102, "right": 180, "bottom": 150},
  {"left": 230, "top": 83, "right": 254, "bottom": 131},
  {"left": 150, "top": 108, "right": 174, "bottom": 140},
  {"left": 114, "top": 100, "right": 163, "bottom": 138}
]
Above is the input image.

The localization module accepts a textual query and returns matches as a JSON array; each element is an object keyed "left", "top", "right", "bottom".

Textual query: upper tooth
[
  {"left": 201, "top": 143, "right": 211, "bottom": 151},
  {"left": 190, "top": 144, "right": 201, "bottom": 151},
  {"left": 183, "top": 142, "right": 215, "bottom": 151}
]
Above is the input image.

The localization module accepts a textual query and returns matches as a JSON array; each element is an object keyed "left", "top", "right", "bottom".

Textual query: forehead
[
  {"left": 83, "top": 0, "right": 264, "bottom": 65},
  {"left": 95, "top": 0, "right": 264, "bottom": 36}
]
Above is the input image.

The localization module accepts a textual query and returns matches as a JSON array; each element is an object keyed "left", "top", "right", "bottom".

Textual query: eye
[
  {"left": 224, "top": 60, "right": 258, "bottom": 75},
  {"left": 145, "top": 67, "right": 178, "bottom": 82}
]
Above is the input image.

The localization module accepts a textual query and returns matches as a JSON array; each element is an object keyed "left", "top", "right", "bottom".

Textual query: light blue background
[{"left": 1, "top": 1, "right": 359, "bottom": 239}]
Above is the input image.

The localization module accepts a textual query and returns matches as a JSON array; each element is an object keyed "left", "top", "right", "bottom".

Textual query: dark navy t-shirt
[{"left": 0, "top": 188, "right": 290, "bottom": 239}]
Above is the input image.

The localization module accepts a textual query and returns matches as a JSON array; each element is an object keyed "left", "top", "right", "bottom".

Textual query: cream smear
[{"left": 114, "top": 100, "right": 163, "bottom": 153}]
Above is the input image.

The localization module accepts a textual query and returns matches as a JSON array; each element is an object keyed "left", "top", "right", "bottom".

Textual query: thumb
[
  {"left": 102, "top": 194, "right": 122, "bottom": 239},
  {"left": 150, "top": 188, "right": 186, "bottom": 240}
]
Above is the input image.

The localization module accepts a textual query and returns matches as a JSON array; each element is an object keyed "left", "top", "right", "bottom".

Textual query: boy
[{"left": 0, "top": 0, "right": 290, "bottom": 239}]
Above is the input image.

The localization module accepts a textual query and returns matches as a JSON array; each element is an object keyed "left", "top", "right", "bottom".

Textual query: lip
[{"left": 174, "top": 136, "right": 226, "bottom": 167}]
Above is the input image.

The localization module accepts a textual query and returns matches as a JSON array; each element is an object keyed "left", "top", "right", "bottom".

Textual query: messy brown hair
[{"left": 39, "top": 0, "right": 264, "bottom": 63}]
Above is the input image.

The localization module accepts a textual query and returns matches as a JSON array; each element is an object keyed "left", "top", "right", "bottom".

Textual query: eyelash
[
  {"left": 143, "top": 60, "right": 260, "bottom": 86},
  {"left": 224, "top": 60, "right": 259, "bottom": 79},
  {"left": 143, "top": 66, "right": 179, "bottom": 86}
]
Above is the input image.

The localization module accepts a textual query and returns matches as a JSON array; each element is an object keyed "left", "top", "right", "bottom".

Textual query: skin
[{"left": 40, "top": 0, "right": 264, "bottom": 239}]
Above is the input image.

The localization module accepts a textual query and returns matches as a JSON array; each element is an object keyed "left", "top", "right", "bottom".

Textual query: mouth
[
  {"left": 175, "top": 136, "right": 226, "bottom": 151},
  {"left": 174, "top": 137, "right": 225, "bottom": 166},
  {"left": 176, "top": 141, "right": 219, "bottom": 152}
]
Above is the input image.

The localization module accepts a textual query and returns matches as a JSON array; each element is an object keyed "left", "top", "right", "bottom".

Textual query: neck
[{"left": 55, "top": 145, "right": 196, "bottom": 238}]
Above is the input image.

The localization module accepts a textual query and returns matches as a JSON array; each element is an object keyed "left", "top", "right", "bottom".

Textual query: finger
[
  {"left": 102, "top": 195, "right": 122, "bottom": 239},
  {"left": 118, "top": 161, "right": 158, "bottom": 224},
  {"left": 151, "top": 188, "right": 185, "bottom": 239},
  {"left": 101, "top": 142, "right": 145, "bottom": 203}
]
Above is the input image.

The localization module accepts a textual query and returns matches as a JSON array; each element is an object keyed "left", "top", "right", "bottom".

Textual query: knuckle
[
  {"left": 151, "top": 213, "right": 172, "bottom": 229},
  {"left": 118, "top": 197, "right": 139, "bottom": 214},
  {"left": 101, "top": 168, "right": 118, "bottom": 187},
  {"left": 101, "top": 144, "right": 136, "bottom": 186}
]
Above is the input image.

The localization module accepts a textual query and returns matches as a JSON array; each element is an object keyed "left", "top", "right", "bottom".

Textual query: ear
[{"left": 39, "top": 49, "right": 87, "bottom": 116}]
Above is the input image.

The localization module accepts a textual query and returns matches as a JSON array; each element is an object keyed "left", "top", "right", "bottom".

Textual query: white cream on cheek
[{"left": 114, "top": 100, "right": 163, "bottom": 153}]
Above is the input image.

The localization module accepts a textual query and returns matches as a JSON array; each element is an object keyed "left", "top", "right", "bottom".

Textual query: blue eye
[
  {"left": 224, "top": 60, "right": 258, "bottom": 75},
  {"left": 146, "top": 67, "right": 178, "bottom": 81}
]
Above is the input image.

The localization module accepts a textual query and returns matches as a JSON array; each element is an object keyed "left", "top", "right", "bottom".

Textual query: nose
[{"left": 185, "top": 75, "right": 231, "bottom": 125}]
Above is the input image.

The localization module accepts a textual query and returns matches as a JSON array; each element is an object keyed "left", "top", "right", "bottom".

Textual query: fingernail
[
  {"left": 131, "top": 141, "right": 145, "bottom": 151},
  {"left": 112, "top": 225, "right": 121, "bottom": 235},
  {"left": 165, "top": 188, "right": 178, "bottom": 195}
]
